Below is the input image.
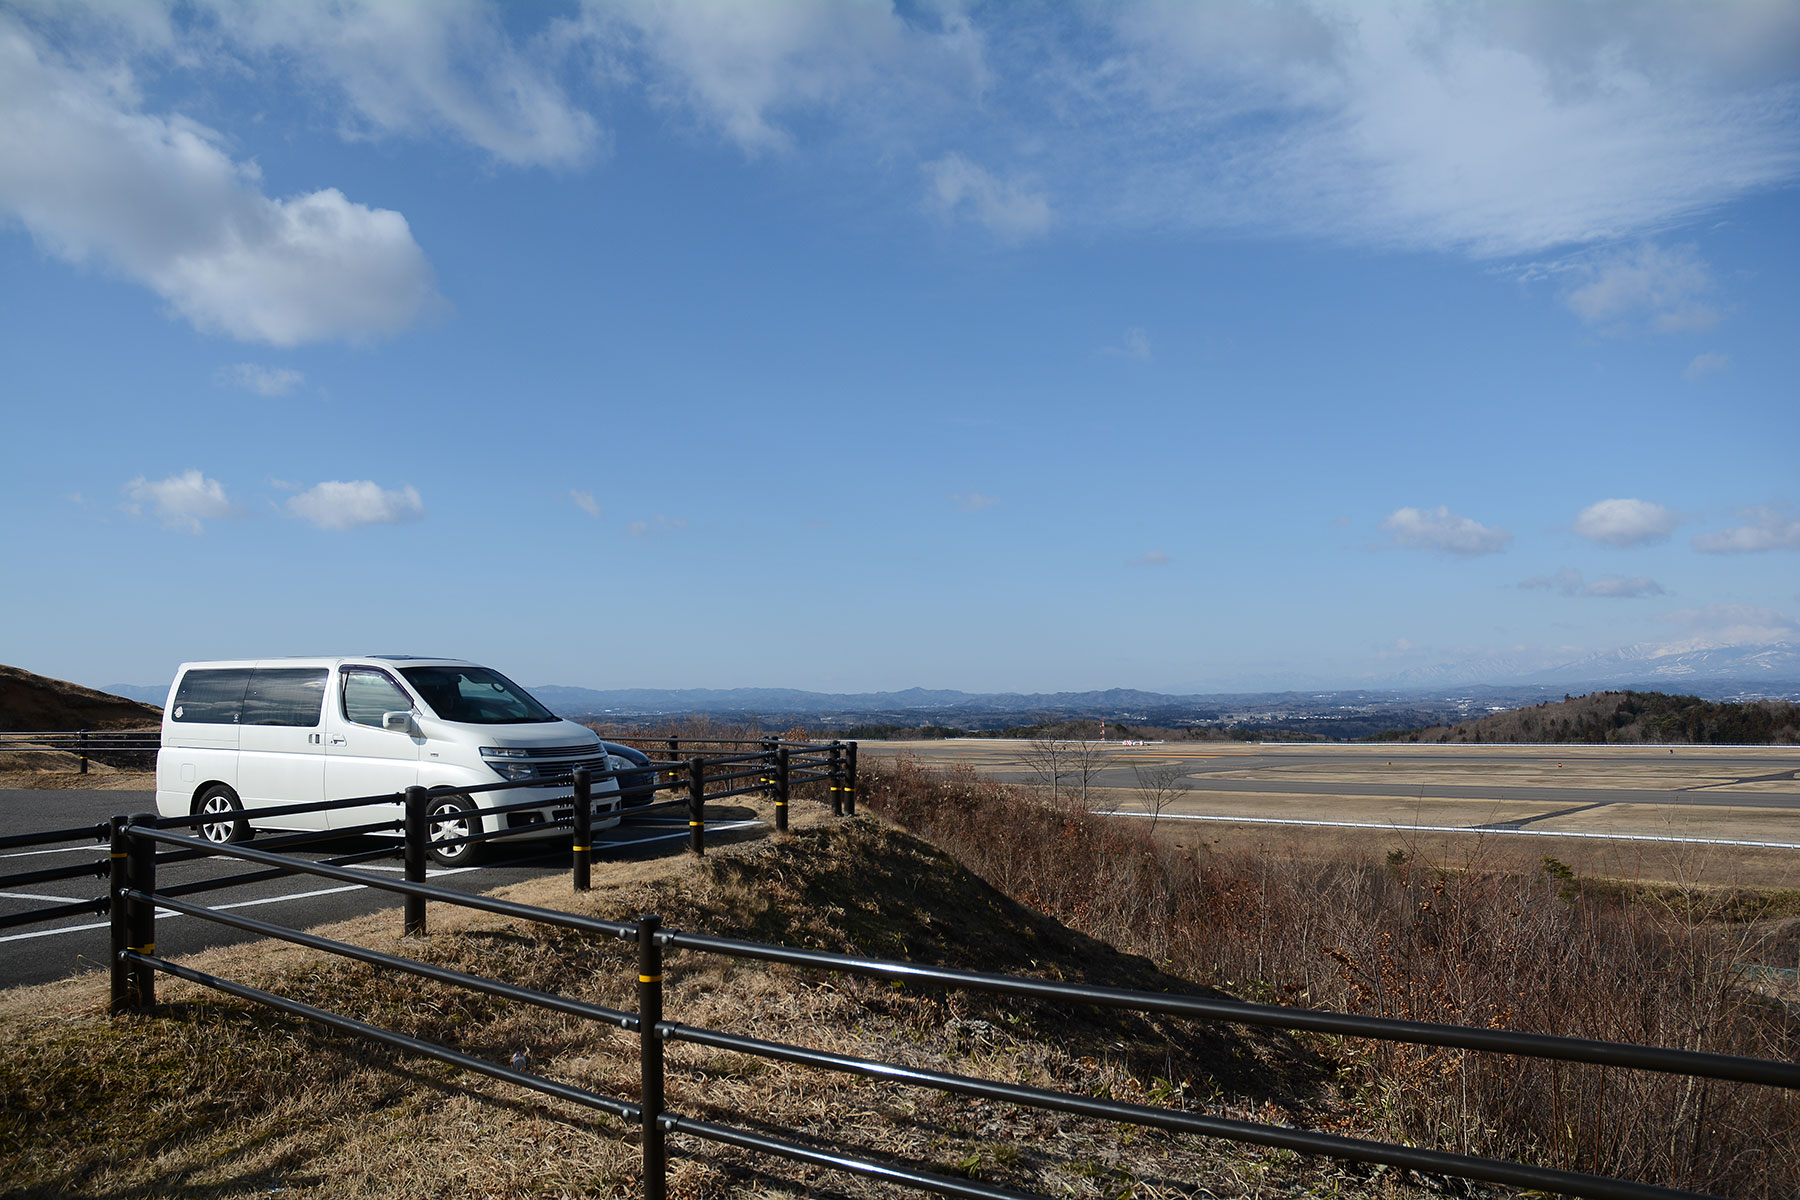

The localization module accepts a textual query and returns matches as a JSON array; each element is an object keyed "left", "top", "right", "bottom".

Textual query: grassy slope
[
  {"left": 0, "top": 664, "right": 162, "bottom": 733},
  {"left": 0, "top": 812, "right": 1421, "bottom": 1200}
]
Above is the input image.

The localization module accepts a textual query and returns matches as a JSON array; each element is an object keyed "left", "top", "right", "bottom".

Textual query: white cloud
[
  {"left": 578, "top": 0, "right": 985, "bottom": 156},
  {"left": 570, "top": 489, "right": 603, "bottom": 519},
  {"left": 1101, "top": 328, "right": 1152, "bottom": 362},
  {"left": 287, "top": 480, "right": 423, "bottom": 530},
  {"left": 0, "top": 17, "right": 442, "bottom": 346},
  {"left": 1098, "top": 3, "right": 1800, "bottom": 257},
  {"left": 1683, "top": 352, "right": 1733, "bottom": 383},
  {"left": 122, "top": 468, "right": 234, "bottom": 533},
  {"left": 1661, "top": 603, "right": 1800, "bottom": 645},
  {"left": 923, "top": 154, "right": 1051, "bottom": 241},
  {"left": 1573, "top": 498, "right": 1679, "bottom": 547},
  {"left": 951, "top": 491, "right": 999, "bottom": 513},
  {"left": 1693, "top": 505, "right": 1800, "bottom": 553},
  {"left": 1562, "top": 243, "right": 1721, "bottom": 334},
  {"left": 1127, "top": 550, "right": 1170, "bottom": 568},
  {"left": 1381, "top": 506, "right": 1512, "bottom": 556},
  {"left": 195, "top": 0, "right": 598, "bottom": 168},
  {"left": 215, "top": 363, "right": 305, "bottom": 396}
]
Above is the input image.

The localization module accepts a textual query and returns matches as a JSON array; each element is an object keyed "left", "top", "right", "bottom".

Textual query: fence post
[
  {"left": 124, "top": 811, "right": 157, "bottom": 1010},
  {"left": 774, "top": 746, "right": 790, "bottom": 833},
  {"left": 572, "top": 767, "right": 592, "bottom": 892},
  {"left": 79, "top": 728, "right": 89, "bottom": 775},
  {"left": 828, "top": 742, "right": 843, "bottom": 817},
  {"left": 688, "top": 757, "right": 705, "bottom": 855},
  {"left": 108, "top": 814, "right": 129, "bottom": 1012},
  {"left": 845, "top": 741, "right": 858, "bottom": 816},
  {"left": 666, "top": 737, "right": 679, "bottom": 766},
  {"left": 759, "top": 737, "right": 776, "bottom": 800},
  {"left": 403, "top": 786, "right": 428, "bottom": 936},
  {"left": 637, "top": 914, "right": 667, "bottom": 1200}
]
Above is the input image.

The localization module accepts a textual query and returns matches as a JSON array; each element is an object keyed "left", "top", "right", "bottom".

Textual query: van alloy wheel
[
  {"left": 195, "top": 786, "right": 250, "bottom": 844},
  {"left": 426, "top": 796, "right": 481, "bottom": 866}
]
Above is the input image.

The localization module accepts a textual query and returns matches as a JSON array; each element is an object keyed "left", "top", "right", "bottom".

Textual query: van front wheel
[
  {"left": 195, "top": 786, "right": 251, "bottom": 845},
  {"left": 426, "top": 795, "right": 482, "bottom": 867}
]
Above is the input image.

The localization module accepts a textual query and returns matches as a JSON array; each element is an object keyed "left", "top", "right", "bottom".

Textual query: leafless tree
[{"left": 1132, "top": 760, "right": 1188, "bottom": 830}]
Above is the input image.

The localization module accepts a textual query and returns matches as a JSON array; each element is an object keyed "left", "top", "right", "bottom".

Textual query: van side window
[
  {"left": 342, "top": 669, "right": 413, "bottom": 728},
  {"left": 170, "top": 668, "right": 252, "bottom": 723},
  {"left": 241, "top": 668, "right": 328, "bottom": 727}
]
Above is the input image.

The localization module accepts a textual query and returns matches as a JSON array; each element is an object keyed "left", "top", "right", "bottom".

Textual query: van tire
[
  {"left": 195, "top": 785, "right": 251, "bottom": 845},
  {"left": 426, "top": 794, "right": 482, "bottom": 867}
]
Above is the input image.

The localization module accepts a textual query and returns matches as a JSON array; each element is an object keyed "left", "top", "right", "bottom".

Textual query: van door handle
[{"left": 330, "top": 736, "right": 347, "bottom": 746}]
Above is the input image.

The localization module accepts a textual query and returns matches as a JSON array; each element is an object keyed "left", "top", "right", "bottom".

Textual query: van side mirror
[{"left": 382, "top": 710, "right": 416, "bottom": 734}]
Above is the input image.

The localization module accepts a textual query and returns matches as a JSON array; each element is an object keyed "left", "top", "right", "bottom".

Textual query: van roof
[{"left": 173, "top": 656, "right": 479, "bottom": 671}]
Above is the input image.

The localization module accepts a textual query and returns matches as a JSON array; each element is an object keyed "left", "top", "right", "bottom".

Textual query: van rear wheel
[
  {"left": 195, "top": 785, "right": 251, "bottom": 845},
  {"left": 426, "top": 795, "right": 482, "bottom": 867}
]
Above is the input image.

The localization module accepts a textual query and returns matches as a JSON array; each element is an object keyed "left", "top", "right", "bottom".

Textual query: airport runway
[
  {"left": 0, "top": 788, "right": 757, "bottom": 990},
  {"left": 862, "top": 740, "right": 1800, "bottom": 886}
]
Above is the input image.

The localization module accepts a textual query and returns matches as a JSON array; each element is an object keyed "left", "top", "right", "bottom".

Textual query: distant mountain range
[{"left": 92, "top": 641, "right": 1800, "bottom": 733}]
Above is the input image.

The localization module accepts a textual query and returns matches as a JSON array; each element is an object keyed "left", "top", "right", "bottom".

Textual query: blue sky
[{"left": 2, "top": 0, "right": 1797, "bottom": 695}]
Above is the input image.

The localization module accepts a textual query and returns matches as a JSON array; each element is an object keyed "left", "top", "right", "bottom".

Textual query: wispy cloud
[
  {"left": 287, "top": 480, "right": 423, "bottom": 530},
  {"left": 1562, "top": 243, "right": 1721, "bottom": 335},
  {"left": 1661, "top": 603, "right": 1800, "bottom": 646},
  {"left": 1100, "top": 327, "right": 1152, "bottom": 362},
  {"left": 1573, "top": 498, "right": 1679, "bottom": 547},
  {"left": 951, "top": 491, "right": 999, "bottom": 513},
  {"left": 1127, "top": 550, "right": 1170, "bottom": 568},
  {"left": 121, "top": 468, "right": 234, "bottom": 533},
  {"left": 626, "top": 514, "right": 687, "bottom": 538},
  {"left": 215, "top": 363, "right": 306, "bottom": 396},
  {"left": 1381, "top": 506, "right": 1512, "bottom": 556},
  {"left": 1683, "top": 352, "right": 1732, "bottom": 383},
  {"left": 1693, "top": 505, "right": 1800, "bottom": 554},
  {"left": 570, "top": 489, "right": 603, "bottom": 519},
  {"left": 923, "top": 154, "right": 1051, "bottom": 241}
]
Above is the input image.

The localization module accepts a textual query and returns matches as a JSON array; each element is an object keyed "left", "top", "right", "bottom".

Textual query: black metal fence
[
  {"left": 0, "top": 737, "right": 854, "bottom": 938},
  {"left": 13, "top": 736, "right": 1800, "bottom": 1200},
  {"left": 0, "top": 728, "right": 160, "bottom": 773}
]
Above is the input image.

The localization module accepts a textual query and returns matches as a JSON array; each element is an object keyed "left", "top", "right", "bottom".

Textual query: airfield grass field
[{"left": 866, "top": 740, "right": 1800, "bottom": 893}]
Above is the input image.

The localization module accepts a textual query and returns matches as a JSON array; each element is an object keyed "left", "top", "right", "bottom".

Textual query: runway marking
[{"left": 1097, "top": 810, "right": 1800, "bottom": 851}]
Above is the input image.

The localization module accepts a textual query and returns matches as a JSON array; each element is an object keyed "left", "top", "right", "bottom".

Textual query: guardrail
[
  {"left": 0, "top": 740, "right": 857, "bottom": 940},
  {"left": 101, "top": 812, "right": 1800, "bottom": 1200},
  {"left": 0, "top": 728, "right": 160, "bottom": 773}
]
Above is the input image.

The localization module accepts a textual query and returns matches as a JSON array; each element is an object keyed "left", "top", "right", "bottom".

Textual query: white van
[{"left": 156, "top": 656, "right": 623, "bottom": 865}]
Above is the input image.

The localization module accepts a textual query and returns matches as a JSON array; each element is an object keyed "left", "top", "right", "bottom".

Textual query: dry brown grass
[
  {"left": 862, "top": 755, "right": 1800, "bottom": 1198},
  {"left": 0, "top": 796, "right": 1441, "bottom": 1200}
]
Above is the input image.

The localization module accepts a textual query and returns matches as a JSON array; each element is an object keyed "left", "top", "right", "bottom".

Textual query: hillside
[
  {"left": 0, "top": 817, "right": 1398, "bottom": 1199},
  {"left": 0, "top": 664, "right": 162, "bottom": 732},
  {"left": 1373, "top": 689, "right": 1800, "bottom": 745}
]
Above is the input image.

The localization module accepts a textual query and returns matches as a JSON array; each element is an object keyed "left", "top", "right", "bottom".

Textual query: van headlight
[{"left": 480, "top": 748, "right": 537, "bottom": 781}]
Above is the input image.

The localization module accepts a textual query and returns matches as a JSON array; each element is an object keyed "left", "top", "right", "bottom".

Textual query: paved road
[{"left": 0, "top": 789, "right": 756, "bottom": 990}]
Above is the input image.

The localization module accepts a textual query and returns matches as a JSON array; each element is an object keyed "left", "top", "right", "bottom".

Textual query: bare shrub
[{"left": 862, "top": 755, "right": 1800, "bottom": 1197}]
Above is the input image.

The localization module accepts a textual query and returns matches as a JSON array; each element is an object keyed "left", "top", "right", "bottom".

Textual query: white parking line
[
  {"left": 0, "top": 845, "right": 106, "bottom": 860},
  {"left": 1, "top": 891, "right": 75, "bottom": 904},
  {"left": 1097, "top": 810, "right": 1800, "bottom": 850}
]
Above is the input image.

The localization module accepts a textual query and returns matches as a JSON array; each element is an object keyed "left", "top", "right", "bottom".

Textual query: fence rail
[{"left": 0, "top": 728, "right": 160, "bottom": 773}]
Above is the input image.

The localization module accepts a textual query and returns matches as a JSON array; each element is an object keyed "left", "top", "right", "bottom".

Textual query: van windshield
[{"left": 399, "top": 666, "right": 558, "bottom": 725}]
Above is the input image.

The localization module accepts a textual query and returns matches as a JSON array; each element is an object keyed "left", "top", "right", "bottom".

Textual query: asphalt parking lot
[{"left": 0, "top": 788, "right": 762, "bottom": 990}]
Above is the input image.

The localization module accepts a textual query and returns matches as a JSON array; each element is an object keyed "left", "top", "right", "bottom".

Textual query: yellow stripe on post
[{"left": 639, "top": 974, "right": 662, "bottom": 984}]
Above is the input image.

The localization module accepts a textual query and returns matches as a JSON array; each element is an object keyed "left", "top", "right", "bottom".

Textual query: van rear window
[
  {"left": 170, "top": 669, "right": 252, "bottom": 723},
  {"left": 240, "top": 668, "right": 328, "bottom": 727},
  {"left": 171, "top": 666, "right": 327, "bottom": 726}
]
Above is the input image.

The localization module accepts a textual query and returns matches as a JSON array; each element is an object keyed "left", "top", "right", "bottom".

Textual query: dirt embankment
[{"left": 0, "top": 664, "right": 161, "bottom": 733}]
